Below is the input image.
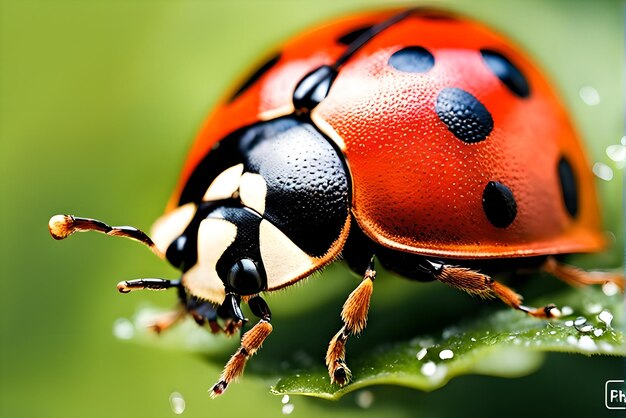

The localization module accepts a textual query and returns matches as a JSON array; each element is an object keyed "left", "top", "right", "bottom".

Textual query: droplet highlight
[
  {"left": 592, "top": 162, "right": 613, "bottom": 181},
  {"left": 579, "top": 86, "right": 600, "bottom": 106},
  {"left": 112, "top": 318, "right": 135, "bottom": 340},
  {"left": 355, "top": 390, "right": 375, "bottom": 409},
  {"left": 169, "top": 392, "right": 186, "bottom": 415},
  {"left": 439, "top": 349, "right": 454, "bottom": 360}
]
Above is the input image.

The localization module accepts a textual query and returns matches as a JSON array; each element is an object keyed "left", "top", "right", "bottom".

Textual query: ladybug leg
[
  {"left": 116, "top": 278, "right": 231, "bottom": 334},
  {"left": 433, "top": 263, "right": 561, "bottom": 319},
  {"left": 210, "top": 296, "right": 272, "bottom": 397},
  {"left": 48, "top": 214, "right": 163, "bottom": 258},
  {"left": 326, "top": 258, "right": 376, "bottom": 386},
  {"left": 542, "top": 256, "right": 624, "bottom": 292}
]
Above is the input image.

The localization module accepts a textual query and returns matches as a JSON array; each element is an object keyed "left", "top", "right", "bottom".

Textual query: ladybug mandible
[{"left": 48, "top": 8, "right": 623, "bottom": 396}]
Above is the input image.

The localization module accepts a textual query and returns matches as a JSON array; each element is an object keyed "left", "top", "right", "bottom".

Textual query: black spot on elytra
[
  {"left": 436, "top": 87, "right": 493, "bottom": 143},
  {"left": 337, "top": 25, "right": 374, "bottom": 45},
  {"left": 388, "top": 46, "right": 435, "bottom": 73},
  {"left": 557, "top": 156, "right": 579, "bottom": 217},
  {"left": 481, "top": 49, "right": 530, "bottom": 98},
  {"left": 482, "top": 181, "right": 517, "bottom": 228},
  {"left": 229, "top": 53, "right": 281, "bottom": 102}
]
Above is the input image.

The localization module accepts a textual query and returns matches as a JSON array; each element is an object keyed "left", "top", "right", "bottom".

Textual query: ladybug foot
[
  {"left": 520, "top": 304, "right": 561, "bottom": 319},
  {"left": 330, "top": 359, "right": 352, "bottom": 386}
]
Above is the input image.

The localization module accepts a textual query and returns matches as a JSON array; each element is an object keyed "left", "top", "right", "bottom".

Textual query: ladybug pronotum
[{"left": 48, "top": 8, "right": 623, "bottom": 396}]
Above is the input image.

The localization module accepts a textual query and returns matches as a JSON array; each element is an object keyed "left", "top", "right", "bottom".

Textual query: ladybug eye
[{"left": 226, "top": 258, "right": 265, "bottom": 295}]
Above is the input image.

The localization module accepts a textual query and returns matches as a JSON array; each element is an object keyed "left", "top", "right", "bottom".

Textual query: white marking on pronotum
[
  {"left": 203, "top": 163, "right": 244, "bottom": 201},
  {"left": 259, "top": 219, "right": 315, "bottom": 289},
  {"left": 182, "top": 218, "right": 237, "bottom": 303},
  {"left": 150, "top": 203, "right": 197, "bottom": 254},
  {"left": 239, "top": 172, "right": 267, "bottom": 215}
]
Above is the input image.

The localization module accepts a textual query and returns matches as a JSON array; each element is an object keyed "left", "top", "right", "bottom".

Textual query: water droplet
[
  {"left": 416, "top": 347, "right": 428, "bottom": 361},
  {"left": 439, "top": 349, "right": 454, "bottom": 360},
  {"left": 281, "top": 395, "right": 290, "bottom": 404},
  {"left": 112, "top": 318, "right": 135, "bottom": 340},
  {"left": 602, "top": 282, "right": 620, "bottom": 296},
  {"left": 169, "top": 392, "right": 185, "bottom": 415},
  {"left": 577, "top": 335, "right": 597, "bottom": 351},
  {"left": 585, "top": 303, "right": 602, "bottom": 314},
  {"left": 574, "top": 317, "right": 587, "bottom": 326},
  {"left": 606, "top": 144, "right": 626, "bottom": 162},
  {"left": 598, "top": 341, "right": 614, "bottom": 352},
  {"left": 421, "top": 361, "right": 437, "bottom": 376},
  {"left": 598, "top": 310, "right": 613, "bottom": 327},
  {"left": 593, "top": 328, "right": 604, "bottom": 337},
  {"left": 579, "top": 86, "right": 600, "bottom": 106},
  {"left": 355, "top": 390, "right": 374, "bottom": 409},
  {"left": 561, "top": 306, "right": 573, "bottom": 316},
  {"left": 470, "top": 337, "right": 477, "bottom": 342},
  {"left": 566, "top": 335, "right": 578, "bottom": 345},
  {"left": 549, "top": 330, "right": 557, "bottom": 335},
  {"left": 282, "top": 404, "right": 295, "bottom": 415},
  {"left": 565, "top": 320, "right": 574, "bottom": 327},
  {"left": 592, "top": 162, "right": 613, "bottom": 181},
  {"left": 578, "top": 324, "right": 594, "bottom": 333}
]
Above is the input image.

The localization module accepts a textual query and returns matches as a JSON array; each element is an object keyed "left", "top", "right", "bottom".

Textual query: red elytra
[{"left": 168, "top": 9, "right": 604, "bottom": 260}]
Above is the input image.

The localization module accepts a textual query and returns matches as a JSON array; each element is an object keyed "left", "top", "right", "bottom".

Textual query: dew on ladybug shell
[
  {"left": 592, "top": 162, "right": 613, "bottom": 181},
  {"left": 579, "top": 86, "right": 601, "bottom": 106}
]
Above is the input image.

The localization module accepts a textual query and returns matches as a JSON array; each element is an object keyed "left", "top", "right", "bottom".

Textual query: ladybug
[{"left": 48, "top": 8, "right": 623, "bottom": 396}]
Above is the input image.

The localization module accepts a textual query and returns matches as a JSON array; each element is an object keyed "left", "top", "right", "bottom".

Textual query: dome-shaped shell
[{"left": 166, "top": 9, "right": 604, "bottom": 260}]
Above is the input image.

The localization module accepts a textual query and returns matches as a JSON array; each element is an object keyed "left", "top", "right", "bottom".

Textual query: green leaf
[
  {"left": 271, "top": 286, "right": 623, "bottom": 400},
  {"left": 118, "top": 281, "right": 623, "bottom": 401}
]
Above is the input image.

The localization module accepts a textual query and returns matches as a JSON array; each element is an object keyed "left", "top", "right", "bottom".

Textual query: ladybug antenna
[
  {"left": 48, "top": 214, "right": 164, "bottom": 258},
  {"left": 116, "top": 278, "right": 181, "bottom": 293}
]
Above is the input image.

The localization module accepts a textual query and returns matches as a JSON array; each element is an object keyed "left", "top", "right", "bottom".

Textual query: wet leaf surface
[{"left": 123, "top": 279, "right": 623, "bottom": 400}]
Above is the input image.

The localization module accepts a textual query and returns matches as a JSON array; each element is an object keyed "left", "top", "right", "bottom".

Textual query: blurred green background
[{"left": 1, "top": 0, "right": 623, "bottom": 417}]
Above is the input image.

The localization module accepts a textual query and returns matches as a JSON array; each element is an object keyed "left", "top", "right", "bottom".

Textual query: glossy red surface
[{"left": 168, "top": 9, "right": 604, "bottom": 259}]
